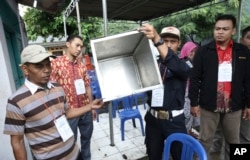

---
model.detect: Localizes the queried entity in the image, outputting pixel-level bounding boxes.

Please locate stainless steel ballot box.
[90,31,163,102]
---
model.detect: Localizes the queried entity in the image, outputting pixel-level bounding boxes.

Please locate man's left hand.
[242,108,250,120]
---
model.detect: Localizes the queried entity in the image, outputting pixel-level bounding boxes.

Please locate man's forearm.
[66,104,92,119]
[11,136,27,160]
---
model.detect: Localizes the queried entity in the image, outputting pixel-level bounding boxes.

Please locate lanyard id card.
[218,63,232,82]
[74,79,86,95]
[151,86,164,107]
[54,115,74,142]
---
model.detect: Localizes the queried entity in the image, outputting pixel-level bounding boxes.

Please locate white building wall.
[0,1,31,159]
[0,16,17,160]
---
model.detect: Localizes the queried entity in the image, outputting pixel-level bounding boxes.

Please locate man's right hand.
[191,106,200,117]
[138,23,168,59]
[138,23,160,43]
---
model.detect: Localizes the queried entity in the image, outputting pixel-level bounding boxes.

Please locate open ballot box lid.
[90,31,163,102]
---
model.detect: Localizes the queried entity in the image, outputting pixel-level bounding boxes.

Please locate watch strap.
[154,38,164,47]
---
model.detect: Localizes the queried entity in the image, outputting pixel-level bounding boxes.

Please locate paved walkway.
[86,104,148,160]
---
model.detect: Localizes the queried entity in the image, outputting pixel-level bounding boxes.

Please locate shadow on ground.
[137,156,149,160]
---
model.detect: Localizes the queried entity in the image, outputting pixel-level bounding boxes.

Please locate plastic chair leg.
[132,119,136,128]
[121,119,125,141]
[112,105,117,118]
[97,114,99,122]
[96,110,99,122]
[139,117,145,136]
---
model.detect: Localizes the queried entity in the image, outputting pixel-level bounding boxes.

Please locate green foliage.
[23,0,249,49]
[228,0,239,8]
[239,0,250,30]
[23,8,138,52]
[23,8,63,42]
[23,8,102,44]
[107,20,139,36]
[151,0,247,45]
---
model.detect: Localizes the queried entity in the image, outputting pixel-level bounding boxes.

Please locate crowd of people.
[3,14,250,160]
[139,14,250,160]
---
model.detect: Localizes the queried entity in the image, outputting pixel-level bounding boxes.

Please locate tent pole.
[102,0,115,146]
[237,0,243,43]
[63,0,79,38]
[102,0,108,37]
[76,0,82,36]
[63,15,67,38]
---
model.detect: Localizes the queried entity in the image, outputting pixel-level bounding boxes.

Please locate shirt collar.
[216,39,233,50]
[25,78,54,95]
[63,54,80,64]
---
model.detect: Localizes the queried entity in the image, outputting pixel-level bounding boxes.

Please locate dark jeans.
[68,111,93,160]
[144,111,187,160]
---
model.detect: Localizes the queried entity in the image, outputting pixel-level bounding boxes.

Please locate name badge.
[54,115,74,142]
[186,60,193,68]
[218,63,232,82]
[151,86,164,107]
[74,79,86,95]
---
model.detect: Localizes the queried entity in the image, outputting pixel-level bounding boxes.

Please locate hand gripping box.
[90,31,163,102]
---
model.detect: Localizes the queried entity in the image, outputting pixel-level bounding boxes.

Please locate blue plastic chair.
[88,70,102,122]
[112,96,145,141]
[91,82,102,122]
[163,133,207,160]
[132,92,147,110]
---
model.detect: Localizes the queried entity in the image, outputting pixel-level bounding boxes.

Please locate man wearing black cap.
[139,24,190,160]
[3,45,104,160]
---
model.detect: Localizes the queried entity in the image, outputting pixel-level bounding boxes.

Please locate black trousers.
[144,111,187,160]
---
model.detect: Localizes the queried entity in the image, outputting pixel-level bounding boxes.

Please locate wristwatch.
[154,38,164,47]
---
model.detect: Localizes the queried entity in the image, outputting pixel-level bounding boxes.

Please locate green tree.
[23,0,249,48]
[106,20,139,35]
[22,8,138,52]
[23,8,103,43]
[151,0,249,45]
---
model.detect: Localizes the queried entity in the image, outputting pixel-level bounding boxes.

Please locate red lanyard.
[38,93,62,121]
[25,85,63,121]
[158,63,168,82]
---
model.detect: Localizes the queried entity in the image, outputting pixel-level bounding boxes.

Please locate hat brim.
[19,53,56,66]
[160,33,180,39]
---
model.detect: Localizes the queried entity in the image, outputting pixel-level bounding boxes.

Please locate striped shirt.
[4,79,79,160]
